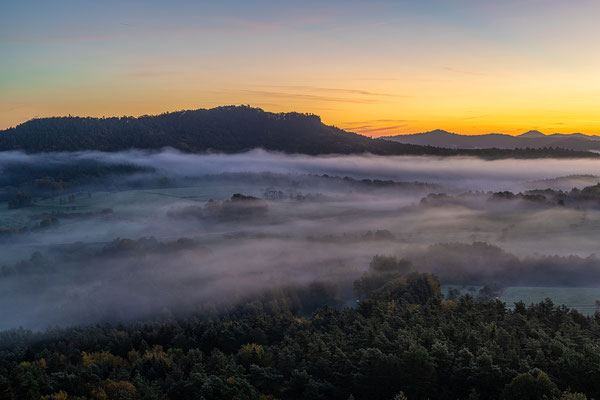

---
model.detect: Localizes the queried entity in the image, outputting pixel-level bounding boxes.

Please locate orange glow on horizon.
[4,67,600,137]
[4,1,600,137]
[3,100,600,138]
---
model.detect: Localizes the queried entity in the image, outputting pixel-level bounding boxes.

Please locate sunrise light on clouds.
[2,0,600,136]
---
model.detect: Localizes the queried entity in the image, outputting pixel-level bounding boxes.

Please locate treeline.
[1,106,598,158]
[420,182,600,210]
[408,242,600,287]
[0,256,598,399]
[0,160,148,203]
[168,194,268,221]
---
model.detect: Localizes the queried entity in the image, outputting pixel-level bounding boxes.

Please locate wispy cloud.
[340,122,409,136]
[0,13,332,44]
[341,119,411,124]
[458,115,488,120]
[256,85,401,97]
[333,77,403,82]
[238,90,387,104]
[3,102,29,112]
[194,15,330,32]
[124,70,179,79]
[442,66,487,76]
[354,125,408,134]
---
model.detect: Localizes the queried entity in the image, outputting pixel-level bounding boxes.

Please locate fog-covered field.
[2,149,600,329]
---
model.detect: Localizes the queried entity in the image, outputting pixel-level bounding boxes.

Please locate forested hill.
[383,129,600,152]
[1,106,598,158]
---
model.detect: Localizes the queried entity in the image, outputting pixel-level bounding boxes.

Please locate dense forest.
[0,256,598,400]
[1,106,598,158]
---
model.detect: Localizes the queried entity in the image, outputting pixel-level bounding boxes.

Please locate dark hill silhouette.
[383,128,600,152]
[0,106,598,158]
[518,130,546,138]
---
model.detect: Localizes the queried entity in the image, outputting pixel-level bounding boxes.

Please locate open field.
[442,285,600,316]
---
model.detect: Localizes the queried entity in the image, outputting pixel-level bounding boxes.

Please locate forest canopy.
[0,257,598,400]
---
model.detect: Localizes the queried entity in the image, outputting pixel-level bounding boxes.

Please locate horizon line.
[2,105,599,139]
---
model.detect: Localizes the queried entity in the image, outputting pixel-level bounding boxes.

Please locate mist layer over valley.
[6,0,600,394]
[2,149,600,329]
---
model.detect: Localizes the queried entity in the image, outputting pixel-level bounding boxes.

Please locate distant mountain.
[0,106,597,158]
[382,129,600,151]
[518,130,546,138]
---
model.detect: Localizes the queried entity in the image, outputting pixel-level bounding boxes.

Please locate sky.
[2,0,600,136]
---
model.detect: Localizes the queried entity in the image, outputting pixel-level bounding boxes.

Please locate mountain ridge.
[382,128,600,151]
[518,130,546,138]
[1,105,598,159]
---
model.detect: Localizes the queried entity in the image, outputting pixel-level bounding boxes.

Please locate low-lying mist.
[2,148,600,329]
[4,148,600,191]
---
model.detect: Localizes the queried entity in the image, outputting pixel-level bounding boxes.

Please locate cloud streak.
[238,90,387,104]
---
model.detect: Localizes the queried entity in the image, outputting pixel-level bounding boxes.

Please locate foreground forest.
[1,106,598,159]
[0,257,598,400]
